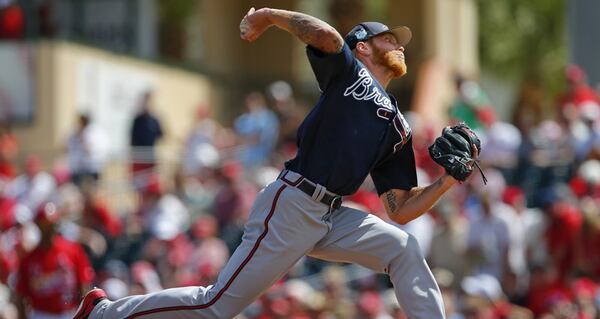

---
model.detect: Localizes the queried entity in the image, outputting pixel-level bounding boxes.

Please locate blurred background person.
[234,91,279,173]
[173,214,229,287]
[66,113,109,187]
[465,186,511,282]
[449,74,494,132]
[4,155,55,217]
[265,80,307,154]
[320,265,356,319]
[428,199,469,283]
[556,65,600,125]
[79,183,123,268]
[211,160,257,253]
[134,174,189,244]
[130,90,164,188]
[181,103,221,178]
[14,203,94,319]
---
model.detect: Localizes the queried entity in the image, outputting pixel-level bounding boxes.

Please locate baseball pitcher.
[75,7,483,319]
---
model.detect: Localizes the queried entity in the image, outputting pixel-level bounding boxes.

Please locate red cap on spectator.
[502,186,524,206]
[477,108,497,127]
[572,277,598,298]
[52,163,71,186]
[569,176,588,198]
[145,174,162,195]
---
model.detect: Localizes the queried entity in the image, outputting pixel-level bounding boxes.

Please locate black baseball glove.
[428,123,487,184]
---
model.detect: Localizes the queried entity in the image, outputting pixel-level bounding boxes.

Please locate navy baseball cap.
[344,22,412,50]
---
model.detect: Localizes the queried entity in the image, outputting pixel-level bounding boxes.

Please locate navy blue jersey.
[284,43,417,196]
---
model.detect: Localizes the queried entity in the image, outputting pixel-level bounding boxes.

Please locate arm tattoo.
[289,15,315,44]
[286,13,343,53]
[385,191,398,214]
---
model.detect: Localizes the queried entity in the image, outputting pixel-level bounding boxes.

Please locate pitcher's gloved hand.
[428,123,487,184]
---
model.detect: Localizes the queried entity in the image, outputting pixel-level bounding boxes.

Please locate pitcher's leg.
[92,183,329,319]
[309,207,445,319]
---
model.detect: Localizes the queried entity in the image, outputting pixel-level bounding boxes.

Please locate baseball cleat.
[73,288,108,319]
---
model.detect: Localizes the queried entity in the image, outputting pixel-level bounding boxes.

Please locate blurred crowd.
[1,66,600,319]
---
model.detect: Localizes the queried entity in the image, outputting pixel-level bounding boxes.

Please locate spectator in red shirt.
[556,65,600,124]
[15,202,95,319]
[81,186,123,239]
[0,183,16,232]
[544,195,583,282]
[0,122,18,179]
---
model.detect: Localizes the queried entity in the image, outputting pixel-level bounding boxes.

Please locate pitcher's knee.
[405,234,425,258]
[387,232,425,266]
[388,229,418,252]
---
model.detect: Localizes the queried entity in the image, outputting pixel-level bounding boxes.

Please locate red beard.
[374,47,407,78]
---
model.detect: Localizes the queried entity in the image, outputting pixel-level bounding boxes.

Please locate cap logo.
[355,27,367,40]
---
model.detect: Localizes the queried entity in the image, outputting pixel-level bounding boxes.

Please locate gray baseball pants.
[91,171,445,319]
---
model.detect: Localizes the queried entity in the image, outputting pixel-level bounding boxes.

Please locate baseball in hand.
[240,7,255,40]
